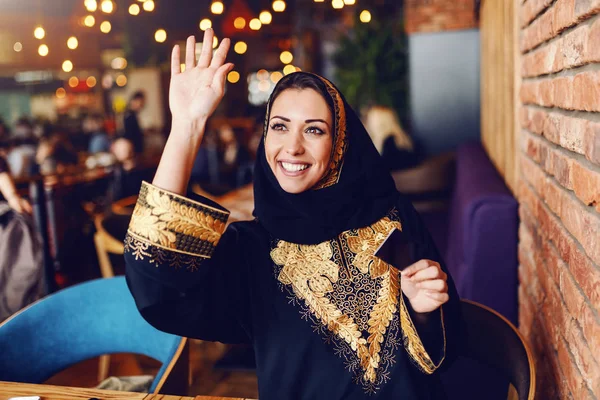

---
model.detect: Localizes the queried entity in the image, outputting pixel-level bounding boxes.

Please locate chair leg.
[98,354,111,383]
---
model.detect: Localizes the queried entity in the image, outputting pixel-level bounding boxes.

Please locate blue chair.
[0,277,187,394]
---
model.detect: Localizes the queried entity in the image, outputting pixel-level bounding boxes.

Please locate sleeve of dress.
[124,181,252,344]
[396,196,464,375]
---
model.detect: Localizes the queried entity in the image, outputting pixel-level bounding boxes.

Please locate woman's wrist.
[170,117,208,138]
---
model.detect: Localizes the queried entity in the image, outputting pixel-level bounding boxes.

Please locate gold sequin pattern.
[127,181,229,258]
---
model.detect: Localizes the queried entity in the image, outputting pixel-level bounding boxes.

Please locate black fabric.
[123,110,144,154]
[253,72,399,245]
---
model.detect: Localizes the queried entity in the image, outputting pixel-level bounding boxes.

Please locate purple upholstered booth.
[444,142,519,324]
[423,142,519,400]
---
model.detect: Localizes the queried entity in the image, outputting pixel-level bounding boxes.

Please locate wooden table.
[0,381,249,400]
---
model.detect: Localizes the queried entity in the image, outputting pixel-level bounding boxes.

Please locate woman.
[363,105,420,171]
[125,29,461,399]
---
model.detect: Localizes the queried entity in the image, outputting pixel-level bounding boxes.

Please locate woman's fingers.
[210,38,230,69]
[171,45,181,75]
[416,279,447,292]
[212,63,234,94]
[411,265,446,283]
[185,36,196,69]
[197,29,214,68]
[424,290,450,303]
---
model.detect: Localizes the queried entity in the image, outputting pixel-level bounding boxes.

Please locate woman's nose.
[284,132,304,155]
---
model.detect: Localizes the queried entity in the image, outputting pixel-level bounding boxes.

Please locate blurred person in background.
[35,130,79,175]
[363,105,420,171]
[111,137,136,171]
[87,114,112,154]
[0,119,10,142]
[123,91,146,154]
[6,118,38,178]
[0,156,31,214]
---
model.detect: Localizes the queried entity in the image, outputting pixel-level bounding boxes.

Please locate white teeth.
[281,162,309,172]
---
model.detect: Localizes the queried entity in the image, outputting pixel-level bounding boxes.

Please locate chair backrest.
[93,213,128,278]
[0,277,185,393]
[461,299,535,400]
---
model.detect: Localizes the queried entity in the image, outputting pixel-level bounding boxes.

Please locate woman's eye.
[270,123,286,131]
[306,126,325,135]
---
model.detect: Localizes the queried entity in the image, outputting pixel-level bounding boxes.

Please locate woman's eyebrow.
[305,119,330,127]
[270,115,290,122]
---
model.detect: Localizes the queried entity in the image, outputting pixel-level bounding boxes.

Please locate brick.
[588,18,600,62]
[520,81,539,104]
[585,122,600,165]
[557,335,590,399]
[575,0,600,20]
[551,148,574,189]
[553,77,574,109]
[573,71,600,112]
[544,113,561,143]
[523,0,555,27]
[560,189,600,265]
[580,305,600,358]
[539,79,555,106]
[562,24,589,67]
[564,317,600,394]
[555,0,577,34]
[525,134,542,162]
[559,116,588,154]
[572,161,600,210]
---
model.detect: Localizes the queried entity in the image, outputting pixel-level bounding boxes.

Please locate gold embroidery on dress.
[400,294,447,374]
[272,212,446,392]
[127,181,228,258]
[124,234,205,272]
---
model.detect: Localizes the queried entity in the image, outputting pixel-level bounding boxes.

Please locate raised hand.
[400,259,449,314]
[169,29,234,132]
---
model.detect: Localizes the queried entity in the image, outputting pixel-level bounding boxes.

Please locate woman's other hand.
[400,259,449,314]
[169,29,234,135]
[7,195,32,215]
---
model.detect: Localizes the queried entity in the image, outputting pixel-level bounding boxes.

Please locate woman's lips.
[278,161,311,177]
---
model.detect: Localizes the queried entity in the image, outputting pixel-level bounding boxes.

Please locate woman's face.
[265,88,333,194]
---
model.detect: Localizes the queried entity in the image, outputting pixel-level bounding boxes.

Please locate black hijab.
[253,72,399,245]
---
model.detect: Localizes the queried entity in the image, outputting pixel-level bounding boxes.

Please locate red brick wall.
[518,0,600,398]
[404,0,478,34]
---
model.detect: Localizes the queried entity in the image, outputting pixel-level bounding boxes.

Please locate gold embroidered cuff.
[400,295,446,374]
[127,181,229,258]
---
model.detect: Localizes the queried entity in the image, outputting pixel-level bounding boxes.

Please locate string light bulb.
[227,71,240,83]
[211,1,224,14]
[67,36,78,50]
[249,18,262,30]
[100,21,112,33]
[199,18,212,31]
[259,11,272,24]
[38,44,49,56]
[280,51,293,64]
[332,0,344,9]
[234,41,247,54]
[62,60,73,72]
[234,17,246,29]
[283,64,296,75]
[155,29,167,43]
[34,26,45,40]
[100,0,114,13]
[359,10,371,23]
[143,0,154,11]
[129,4,140,15]
[272,0,286,12]
[84,0,97,12]
[84,15,96,27]
[116,74,127,87]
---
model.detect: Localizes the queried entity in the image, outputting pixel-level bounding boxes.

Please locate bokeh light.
[199,18,212,31]
[38,44,49,57]
[34,27,45,40]
[234,41,247,54]
[84,15,96,27]
[116,74,127,87]
[68,76,79,88]
[55,88,66,98]
[129,4,140,15]
[86,76,97,88]
[62,60,73,72]
[280,51,293,64]
[359,10,371,23]
[100,21,112,33]
[227,71,240,83]
[211,1,224,14]
[272,0,286,12]
[259,11,272,24]
[67,36,78,50]
[234,17,246,29]
[249,18,262,31]
[100,0,114,13]
[143,0,154,11]
[283,64,296,75]
[155,29,167,43]
[13,42,23,52]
